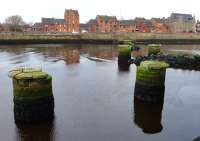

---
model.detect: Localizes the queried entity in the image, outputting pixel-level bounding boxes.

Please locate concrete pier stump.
[118,45,132,70]
[148,44,161,56]
[134,61,169,102]
[8,68,54,123]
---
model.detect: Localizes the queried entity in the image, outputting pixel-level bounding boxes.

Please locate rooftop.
[87,19,97,25]
[170,13,194,21]
[119,20,135,26]
[96,15,117,21]
[41,18,65,24]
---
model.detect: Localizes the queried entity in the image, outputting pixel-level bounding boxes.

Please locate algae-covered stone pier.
[8,68,54,122]
[117,43,132,70]
[134,61,169,102]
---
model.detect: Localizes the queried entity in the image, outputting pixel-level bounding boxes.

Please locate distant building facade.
[134,18,154,32]
[118,20,135,33]
[86,16,172,33]
[41,18,67,32]
[32,9,79,33]
[196,20,200,32]
[31,10,199,33]
[169,13,196,33]
[150,18,171,33]
[32,23,43,32]
[64,9,80,32]
[87,19,97,33]
[96,15,118,33]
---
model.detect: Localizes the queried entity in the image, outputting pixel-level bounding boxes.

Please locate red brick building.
[40,18,67,32]
[96,15,118,33]
[118,20,135,33]
[87,19,97,33]
[150,18,171,33]
[64,9,80,32]
[33,9,80,33]
[134,18,154,32]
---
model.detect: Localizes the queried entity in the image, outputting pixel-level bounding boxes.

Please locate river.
[0,44,200,141]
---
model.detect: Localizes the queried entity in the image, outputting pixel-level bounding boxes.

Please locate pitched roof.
[119,20,134,26]
[97,15,117,21]
[41,18,65,24]
[87,19,97,25]
[151,18,166,23]
[170,13,193,21]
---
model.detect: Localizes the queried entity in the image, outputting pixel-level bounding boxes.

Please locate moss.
[148,44,161,55]
[13,78,52,101]
[9,68,53,102]
[140,61,169,71]
[136,61,168,86]
[14,90,53,101]
[118,45,132,56]
[136,67,166,86]
[9,68,51,80]
[123,40,133,46]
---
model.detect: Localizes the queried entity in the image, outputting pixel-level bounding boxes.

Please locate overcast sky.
[0,0,199,23]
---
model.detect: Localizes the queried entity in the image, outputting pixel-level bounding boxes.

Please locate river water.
[0,44,200,141]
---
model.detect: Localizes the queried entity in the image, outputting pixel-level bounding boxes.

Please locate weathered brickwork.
[34,9,80,33]
[64,9,80,32]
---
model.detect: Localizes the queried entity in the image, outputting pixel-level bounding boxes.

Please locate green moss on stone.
[140,61,169,71]
[148,44,161,55]
[9,68,53,101]
[118,45,131,56]
[123,40,133,46]
[9,68,51,80]
[136,61,169,86]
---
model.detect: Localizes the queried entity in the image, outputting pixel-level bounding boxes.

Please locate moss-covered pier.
[134,61,169,102]
[117,44,132,70]
[9,68,54,123]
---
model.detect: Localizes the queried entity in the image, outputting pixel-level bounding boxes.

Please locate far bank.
[1,33,200,45]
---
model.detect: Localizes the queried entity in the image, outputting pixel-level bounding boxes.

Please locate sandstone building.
[169,13,196,33]
[196,20,200,32]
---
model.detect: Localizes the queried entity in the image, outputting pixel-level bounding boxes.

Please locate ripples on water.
[0,44,200,141]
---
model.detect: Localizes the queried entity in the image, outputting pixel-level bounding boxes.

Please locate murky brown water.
[1,44,200,141]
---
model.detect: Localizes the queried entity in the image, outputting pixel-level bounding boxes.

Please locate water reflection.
[0,45,117,64]
[64,49,80,64]
[134,97,164,134]
[118,64,130,71]
[15,120,55,141]
[2,44,200,141]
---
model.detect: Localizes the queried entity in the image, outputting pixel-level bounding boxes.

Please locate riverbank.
[1,33,200,45]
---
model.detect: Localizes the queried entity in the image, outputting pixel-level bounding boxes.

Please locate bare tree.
[5,15,25,32]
